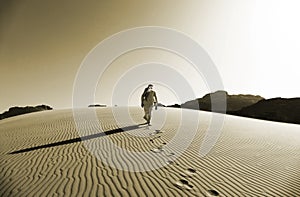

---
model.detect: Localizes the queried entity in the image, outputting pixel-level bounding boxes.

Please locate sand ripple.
[1,107,300,196]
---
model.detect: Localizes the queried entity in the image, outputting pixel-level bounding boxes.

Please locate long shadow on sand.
[9,124,146,154]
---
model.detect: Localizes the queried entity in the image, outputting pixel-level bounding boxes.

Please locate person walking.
[141,84,158,125]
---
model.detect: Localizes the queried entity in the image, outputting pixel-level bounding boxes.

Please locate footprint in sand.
[151,146,164,153]
[166,159,180,166]
[186,168,196,174]
[166,160,174,165]
[174,179,193,190]
[206,189,219,196]
[155,129,164,133]
[183,168,197,177]
[151,148,163,153]
[149,136,161,143]
[167,152,175,156]
[150,130,164,136]
[179,168,197,180]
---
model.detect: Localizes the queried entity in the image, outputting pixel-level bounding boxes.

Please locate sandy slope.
[0,107,300,197]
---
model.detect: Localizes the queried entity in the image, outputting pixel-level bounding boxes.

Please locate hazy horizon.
[1,0,299,112]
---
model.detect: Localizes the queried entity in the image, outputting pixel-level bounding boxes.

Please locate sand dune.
[0,107,300,196]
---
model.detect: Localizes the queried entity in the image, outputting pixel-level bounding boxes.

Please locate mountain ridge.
[168,91,300,124]
[0,105,53,120]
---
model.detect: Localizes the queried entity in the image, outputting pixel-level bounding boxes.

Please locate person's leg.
[143,107,148,121]
[144,102,150,123]
[148,105,153,124]
[142,100,147,120]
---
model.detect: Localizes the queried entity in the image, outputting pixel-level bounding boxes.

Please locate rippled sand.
[0,107,300,196]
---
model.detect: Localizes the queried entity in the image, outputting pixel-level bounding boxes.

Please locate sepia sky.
[1,0,300,112]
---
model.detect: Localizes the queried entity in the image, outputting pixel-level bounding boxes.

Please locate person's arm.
[154,92,158,104]
[154,92,158,109]
[141,93,145,107]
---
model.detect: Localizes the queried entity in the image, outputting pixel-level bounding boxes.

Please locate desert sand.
[0,107,300,196]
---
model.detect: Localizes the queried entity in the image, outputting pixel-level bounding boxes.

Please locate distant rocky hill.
[157,103,166,107]
[181,91,264,112]
[88,104,107,107]
[0,105,53,120]
[167,91,300,124]
[228,98,300,124]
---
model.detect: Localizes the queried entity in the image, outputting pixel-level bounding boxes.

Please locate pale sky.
[1,0,300,112]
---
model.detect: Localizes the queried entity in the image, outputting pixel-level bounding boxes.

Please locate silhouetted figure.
[141,84,158,125]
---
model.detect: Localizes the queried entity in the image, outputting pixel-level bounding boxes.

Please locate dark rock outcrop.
[0,105,53,120]
[181,91,264,112]
[157,103,166,107]
[167,91,300,124]
[229,98,300,124]
[88,104,107,107]
[167,104,181,108]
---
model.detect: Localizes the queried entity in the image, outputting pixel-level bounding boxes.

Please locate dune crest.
[1,107,300,196]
